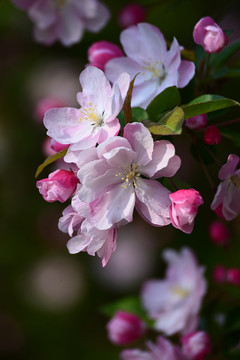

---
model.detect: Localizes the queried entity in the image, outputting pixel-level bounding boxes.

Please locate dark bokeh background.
[1,0,240,358]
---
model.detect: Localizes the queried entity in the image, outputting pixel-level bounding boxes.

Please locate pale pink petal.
[29,0,56,30]
[67,234,92,254]
[97,118,121,143]
[193,17,216,44]
[131,79,160,109]
[178,61,195,88]
[97,136,132,159]
[97,228,117,267]
[218,154,240,180]
[135,179,171,226]
[58,8,84,46]
[84,2,110,32]
[121,349,152,360]
[164,37,181,70]
[103,147,136,169]
[34,23,59,45]
[105,57,142,84]
[12,0,35,10]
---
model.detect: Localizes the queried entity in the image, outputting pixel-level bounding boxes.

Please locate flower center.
[231,175,240,188]
[171,286,189,299]
[142,60,166,81]
[79,103,104,127]
[116,163,141,189]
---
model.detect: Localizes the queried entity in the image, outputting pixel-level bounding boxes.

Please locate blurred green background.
[1,0,240,358]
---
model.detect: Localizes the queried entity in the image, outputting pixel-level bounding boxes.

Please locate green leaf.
[101,296,145,318]
[182,94,240,119]
[210,40,240,69]
[146,106,185,135]
[146,86,181,121]
[222,68,240,78]
[118,109,125,128]
[35,148,68,178]
[132,107,149,122]
[220,128,240,146]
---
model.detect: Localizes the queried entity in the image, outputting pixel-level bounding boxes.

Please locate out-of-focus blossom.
[42,136,55,157]
[181,331,211,360]
[193,16,228,53]
[44,66,130,150]
[185,114,208,130]
[59,189,117,267]
[118,3,146,29]
[212,265,227,284]
[50,139,69,153]
[77,122,181,230]
[88,41,123,71]
[209,221,230,246]
[203,125,221,145]
[227,268,240,285]
[12,0,110,46]
[142,248,207,335]
[121,336,187,360]
[211,154,240,220]
[107,311,145,345]
[36,169,78,203]
[169,189,204,234]
[35,97,65,122]
[105,23,195,109]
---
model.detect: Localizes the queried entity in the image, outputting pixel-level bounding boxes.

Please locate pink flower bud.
[227,268,240,285]
[185,114,208,130]
[106,311,145,345]
[181,331,211,360]
[42,137,56,157]
[212,265,227,284]
[118,3,146,29]
[209,221,230,246]
[35,97,65,123]
[169,189,204,234]
[50,139,69,153]
[36,170,78,203]
[193,16,228,53]
[203,125,221,145]
[88,41,124,71]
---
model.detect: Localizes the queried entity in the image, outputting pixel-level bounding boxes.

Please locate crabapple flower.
[118,3,146,29]
[211,154,240,220]
[193,17,228,53]
[77,122,181,230]
[88,41,124,71]
[12,0,110,46]
[44,66,130,150]
[209,221,229,246]
[203,125,221,145]
[36,169,78,203]
[169,189,204,234]
[121,336,187,360]
[105,23,195,109]
[107,311,145,345]
[185,114,207,130]
[181,331,211,360]
[141,248,207,335]
[59,189,117,266]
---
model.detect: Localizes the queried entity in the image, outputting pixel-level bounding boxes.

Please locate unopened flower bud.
[203,125,221,145]
[118,3,146,29]
[185,114,208,130]
[35,97,65,123]
[36,169,78,203]
[181,331,211,360]
[193,16,228,53]
[107,311,145,345]
[88,41,124,71]
[209,221,230,246]
[169,189,204,234]
[227,268,240,286]
[212,265,227,284]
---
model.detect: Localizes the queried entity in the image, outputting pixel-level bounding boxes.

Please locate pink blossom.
[203,125,221,145]
[227,268,240,285]
[185,114,207,130]
[105,23,195,109]
[44,66,130,150]
[50,139,69,153]
[169,189,204,234]
[77,122,181,230]
[211,154,240,220]
[209,221,230,246]
[118,4,146,29]
[35,97,65,122]
[88,41,123,71]
[107,311,145,345]
[12,0,110,46]
[193,17,228,53]
[181,331,211,360]
[121,336,187,360]
[141,248,207,335]
[36,169,78,203]
[58,188,117,266]
[212,265,227,284]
